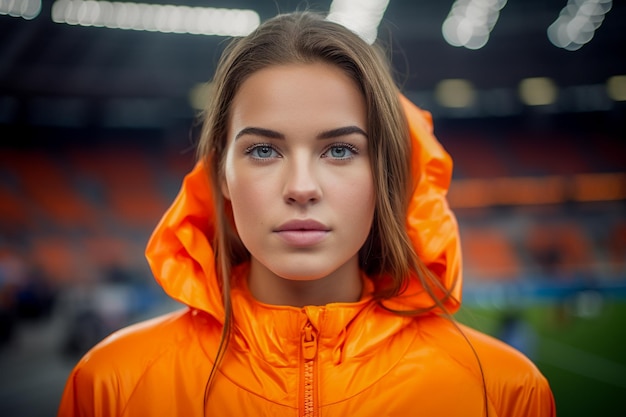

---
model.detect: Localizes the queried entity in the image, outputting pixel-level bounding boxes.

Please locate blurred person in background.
[0,247,56,346]
[58,11,555,417]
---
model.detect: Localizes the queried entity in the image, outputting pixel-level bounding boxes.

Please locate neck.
[247,258,363,307]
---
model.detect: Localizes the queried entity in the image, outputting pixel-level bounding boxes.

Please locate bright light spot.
[435,79,476,108]
[442,15,463,46]
[0,0,42,20]
[189,82,214,111]
[51,0,260,37]
[327,0,390,45]
[519,77,558,106]
[547,0,611,50]
[607,75,626,101]
[442,0,507,50]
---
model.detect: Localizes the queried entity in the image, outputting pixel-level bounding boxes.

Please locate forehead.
[229,63,367,135]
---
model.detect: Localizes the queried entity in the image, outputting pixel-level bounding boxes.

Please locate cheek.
[361,176,376,230]
[223,150,251,206]
[335,173,376,224]
[222,146,279,232]
[225,170,272,225]
[226,177,255,215]
[361,185,376,226]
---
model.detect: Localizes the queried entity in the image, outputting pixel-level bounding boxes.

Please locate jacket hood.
[145,95,462,321]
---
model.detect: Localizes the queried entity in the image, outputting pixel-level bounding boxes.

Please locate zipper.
[300,321,318,417]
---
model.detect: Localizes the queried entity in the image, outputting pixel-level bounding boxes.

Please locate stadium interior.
[1,1,625,416]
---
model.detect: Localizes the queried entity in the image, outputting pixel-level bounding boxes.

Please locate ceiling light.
[327,0,390,45]
[435,79,476,108]
[51,0,260,37]
[518,77,558,106]
[442,0,507,50]
[607,75,626,101]
[0,0,41,20]
[189,82,213,111]
[547,0,612,51]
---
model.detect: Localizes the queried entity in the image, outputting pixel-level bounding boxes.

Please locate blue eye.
[247,144,279,159]
[324,144,357,159]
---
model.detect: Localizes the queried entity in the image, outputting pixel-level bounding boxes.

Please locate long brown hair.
[198,11,419,300]
[197,10,473,407]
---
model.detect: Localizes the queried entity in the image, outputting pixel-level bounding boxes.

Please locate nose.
[283,156,322,205]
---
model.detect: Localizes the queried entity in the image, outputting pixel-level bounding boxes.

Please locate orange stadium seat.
[525,222,595,279]
[30,236,81,285]
[82,234,144,271]
[607,221,626,274]
[68,146,168,229]
[0,150,99,231]
[0,184,31,230]
[460,227,521,281]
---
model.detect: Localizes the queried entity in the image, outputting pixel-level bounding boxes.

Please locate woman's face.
[222,62,375,282]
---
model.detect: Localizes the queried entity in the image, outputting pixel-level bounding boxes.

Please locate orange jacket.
[58,96,555,417]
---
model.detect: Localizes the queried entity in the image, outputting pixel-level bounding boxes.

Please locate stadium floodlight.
[0,0,42,20]
[442,0,507,50]
[607,75,626,101]
[518,77,558,106]
[51,0,260,37]
[327,0,390,45]
[547,0,612,51]
[435,79,476,108]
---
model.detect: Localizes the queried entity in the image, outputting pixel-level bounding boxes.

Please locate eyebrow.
[317,126,368,140]
[235,127,284,141]
[235,125,367,141]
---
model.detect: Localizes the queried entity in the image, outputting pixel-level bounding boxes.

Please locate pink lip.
[275,219,330,232]
[274,219,330,246]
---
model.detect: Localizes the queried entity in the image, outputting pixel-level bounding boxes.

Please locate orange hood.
[145,95,462,320]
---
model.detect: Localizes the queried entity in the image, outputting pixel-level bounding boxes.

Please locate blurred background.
[1,0,624,416]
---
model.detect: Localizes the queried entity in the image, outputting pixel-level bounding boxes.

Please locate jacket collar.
[145,95,462,324]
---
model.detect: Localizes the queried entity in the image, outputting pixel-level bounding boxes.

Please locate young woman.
[58,12,555,417]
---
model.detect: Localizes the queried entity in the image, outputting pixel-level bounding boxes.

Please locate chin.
[267,257,358,283]
[271,267,333,282]
[251,252,360,283]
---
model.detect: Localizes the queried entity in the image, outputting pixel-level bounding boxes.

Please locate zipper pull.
[302,323,318,361]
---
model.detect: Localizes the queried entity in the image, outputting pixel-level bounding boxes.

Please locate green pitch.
[455,296,626,417]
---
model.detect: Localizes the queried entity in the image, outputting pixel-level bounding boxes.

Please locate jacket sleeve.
[495,371,556,417]
[446,323,556,417]
[474,330,557,417]
[57,359,121,417]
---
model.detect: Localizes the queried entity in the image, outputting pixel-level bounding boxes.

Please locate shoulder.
[58,308,213,416]
[456,322,542,376]
[68,307,216,392]
[415,315,542,377]
[415,315,556,416]
[75,307,209,372]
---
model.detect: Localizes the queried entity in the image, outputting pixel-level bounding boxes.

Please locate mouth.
[274,219,330,246]
[274,219,330,232]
